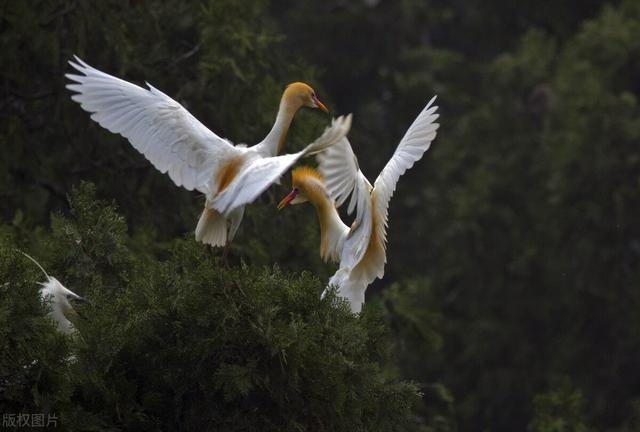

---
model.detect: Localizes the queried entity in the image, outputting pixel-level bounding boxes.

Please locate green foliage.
[528,380,590,432]
[374,280,455,432]
[47,182,132,290]
[401,1,640,427]
[0,237,74,416]
[0,185,419,431]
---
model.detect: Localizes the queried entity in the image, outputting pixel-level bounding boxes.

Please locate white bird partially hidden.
[18,251,87,335]
[278,97,439,313]
[66,56,350,249]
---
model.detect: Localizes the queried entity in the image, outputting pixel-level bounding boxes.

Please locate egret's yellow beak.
[312,95,329,113]
[278,189,298,210]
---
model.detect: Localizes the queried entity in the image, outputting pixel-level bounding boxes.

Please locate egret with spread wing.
[278,97,439,313]
[66,56,349,248]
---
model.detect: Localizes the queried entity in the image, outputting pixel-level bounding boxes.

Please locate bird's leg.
[222,241,230,267]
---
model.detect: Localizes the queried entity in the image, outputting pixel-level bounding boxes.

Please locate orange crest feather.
[292,166,324,187]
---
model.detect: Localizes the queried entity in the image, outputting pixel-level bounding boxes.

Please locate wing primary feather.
[66,56,238,194]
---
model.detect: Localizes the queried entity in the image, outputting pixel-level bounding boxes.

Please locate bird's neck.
[263,99,299,156]
[308,189,347,262]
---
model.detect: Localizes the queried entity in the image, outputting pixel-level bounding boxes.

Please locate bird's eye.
[311,92,316,99]
[66,294,73,300]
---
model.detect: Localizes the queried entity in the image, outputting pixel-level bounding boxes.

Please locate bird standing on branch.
[66,57,349,251]
[278,97,439,313]
[17,250,88,335]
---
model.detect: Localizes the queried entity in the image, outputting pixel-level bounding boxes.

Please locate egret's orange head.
[277,166,325,209]
[283,82,328,113]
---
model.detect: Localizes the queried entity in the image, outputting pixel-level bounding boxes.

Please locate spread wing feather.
[317,137,372,221]
[318,97,439,286]
[66,56,237,194]
[369,96,439,276]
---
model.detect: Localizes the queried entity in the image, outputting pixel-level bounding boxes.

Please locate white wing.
[339,209,374,269]
[212,115,352,215]
[212,152,300,216]
[368,96,439,277]
[66,56,238,193]
[316,137,372,221]
[316,133,374,278]
[320,97,439,286]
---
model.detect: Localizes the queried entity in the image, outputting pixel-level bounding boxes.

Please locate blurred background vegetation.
[2,0,640,430]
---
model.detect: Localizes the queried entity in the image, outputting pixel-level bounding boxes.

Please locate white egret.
[278,97,439,312]
[65,56,349,249]
[18,251,87,335]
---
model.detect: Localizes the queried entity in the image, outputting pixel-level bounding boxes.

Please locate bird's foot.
[222,241,230,268]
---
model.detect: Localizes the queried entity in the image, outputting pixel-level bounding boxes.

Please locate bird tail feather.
[195,207,227,247]
[322,268,366,314]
